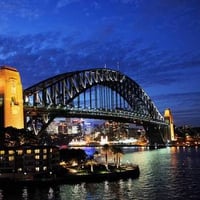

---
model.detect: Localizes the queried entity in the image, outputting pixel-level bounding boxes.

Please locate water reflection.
[0,189,3,200]
[48,187,54,199]
[0,147,200,199]
[59,183,87,200]
[22,187,28,200]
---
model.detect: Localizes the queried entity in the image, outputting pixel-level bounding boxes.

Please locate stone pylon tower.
[164,108,175,141]
[0,66,24,129]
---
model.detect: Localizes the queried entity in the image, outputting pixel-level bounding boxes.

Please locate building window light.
[17,150,23,155]
[43,155,47,159]
[35,167,40,172]
[34,149,40,154]
[0,150,5,155]
[18,168,22,172]
[43,149,47,153]
[26,149,32,154]
[8,150,15,155]
[35,155,40,160]
[43,166,47,171]
[9,156,14,161]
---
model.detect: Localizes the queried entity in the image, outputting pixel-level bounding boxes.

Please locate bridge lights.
[120,75,125,83]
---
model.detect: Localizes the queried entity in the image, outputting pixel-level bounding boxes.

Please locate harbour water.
[1,146,200,200]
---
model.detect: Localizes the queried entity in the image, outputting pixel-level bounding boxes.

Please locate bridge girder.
[23,68,166,135]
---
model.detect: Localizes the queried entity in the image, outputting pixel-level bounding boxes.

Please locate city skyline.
[0,0,199,126]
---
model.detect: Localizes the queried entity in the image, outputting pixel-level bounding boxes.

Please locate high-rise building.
[0,66,24,129]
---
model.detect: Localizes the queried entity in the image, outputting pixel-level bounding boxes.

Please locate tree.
[111,146,123,168]
[102,144,110,170]
[85,159,97,173]
[60,149,87,165]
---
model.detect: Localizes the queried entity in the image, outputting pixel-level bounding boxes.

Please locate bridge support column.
[0,66,24,129]
[143,123,167,148]
[164,108,175,142]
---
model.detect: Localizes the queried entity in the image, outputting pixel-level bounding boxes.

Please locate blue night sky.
[0,0,200,127]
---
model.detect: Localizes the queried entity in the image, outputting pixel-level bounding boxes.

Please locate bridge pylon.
[0,66,24,129]
[164,108,175,142]
[143,123,166,147]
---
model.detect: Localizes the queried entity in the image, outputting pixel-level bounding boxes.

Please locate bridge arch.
[24,68,164,124]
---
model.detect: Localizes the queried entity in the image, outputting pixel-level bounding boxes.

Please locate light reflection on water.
[0,147,200,199]
[0,189,3,200]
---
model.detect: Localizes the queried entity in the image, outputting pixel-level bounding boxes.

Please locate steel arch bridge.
[23,68,168,144]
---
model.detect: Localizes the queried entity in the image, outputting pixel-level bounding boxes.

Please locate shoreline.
[0,164,140,186]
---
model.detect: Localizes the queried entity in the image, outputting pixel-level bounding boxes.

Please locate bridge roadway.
[24,105,167,125]
[23,68,169,145]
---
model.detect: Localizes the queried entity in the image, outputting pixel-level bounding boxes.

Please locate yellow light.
[0,66,24,129]
[26,149,32,154]
[9,156,14,161]
[164,108,175,141]
[34,149,40,154]
[17,150,23,155]
[0,150,5,155]
[60,161,66,166]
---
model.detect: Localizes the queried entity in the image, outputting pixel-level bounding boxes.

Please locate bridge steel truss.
[23,68,167,143]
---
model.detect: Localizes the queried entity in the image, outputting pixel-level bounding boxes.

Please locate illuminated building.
[0,66,24,129]
[58,121,68,134]
[0,146,59,180]
[164,108,175,141]
[0,66,61,181]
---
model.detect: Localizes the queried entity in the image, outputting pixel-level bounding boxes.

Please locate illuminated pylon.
[164,108,175,141]
[0,66,24,129]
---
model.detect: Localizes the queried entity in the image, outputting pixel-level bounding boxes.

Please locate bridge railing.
[24,104,167,126]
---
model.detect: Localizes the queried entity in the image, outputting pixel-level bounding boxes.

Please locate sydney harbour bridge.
[23,68,171,146]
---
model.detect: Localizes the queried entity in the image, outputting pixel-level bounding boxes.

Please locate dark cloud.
[0,32,199,90]
[0,0,199,126]
[152,92,200,126]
